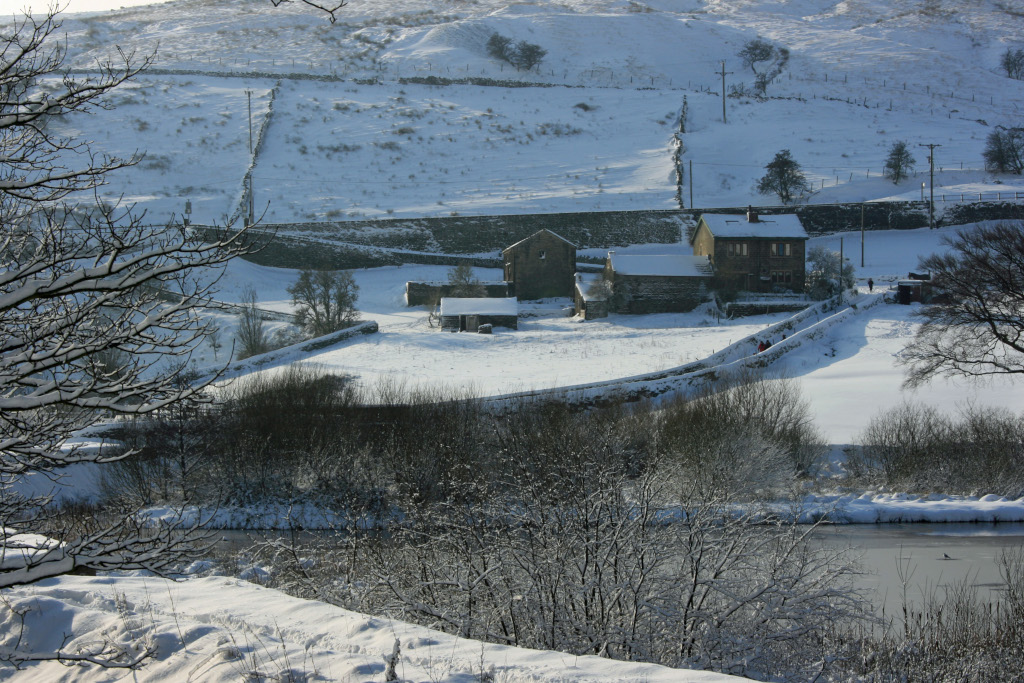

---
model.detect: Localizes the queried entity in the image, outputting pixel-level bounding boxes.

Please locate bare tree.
[883,140,916,184]
[738,38,789,95]
[1002,47,1024,80]
[511,41,547,71]
[288,269,359,338]
[983,127,1024,174]
[235,286,269,359]
[806,245,856,300]
[447,262,485,298]
[1,7,252,600]
[268,0,348,22]
[902,222,1024,387]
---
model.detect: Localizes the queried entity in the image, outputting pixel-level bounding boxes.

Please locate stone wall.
[725,301,809,317]
[612,275,711,314]
[406,281,512,307]
[197,199,1023,272]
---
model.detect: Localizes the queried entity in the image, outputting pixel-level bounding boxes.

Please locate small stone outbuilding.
[503,229,577,301]
[691,211,808,295]
[573,272,611,320]
[439,297,518,331]
[604,253,713,314]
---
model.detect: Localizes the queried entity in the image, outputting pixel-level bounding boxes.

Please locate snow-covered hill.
[48,0,1024,224]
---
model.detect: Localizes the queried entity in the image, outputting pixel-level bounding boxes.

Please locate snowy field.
[38,0,1024,224]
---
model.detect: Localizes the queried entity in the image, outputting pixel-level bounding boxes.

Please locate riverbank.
[141,490,1024,531]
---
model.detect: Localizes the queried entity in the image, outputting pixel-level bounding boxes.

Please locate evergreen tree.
[883,140,916,184]
[756,150,810,204]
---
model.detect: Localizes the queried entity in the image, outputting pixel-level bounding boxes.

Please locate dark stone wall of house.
[710,239,806,294]
[406,282,512,307]
[504,232,577,300]
[440,314,518,331]
[612,275,711,314]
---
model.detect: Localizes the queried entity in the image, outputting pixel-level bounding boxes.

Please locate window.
[727,242,748,257]
[771,271,793,284]
[770,242,791,257]
[538,250,546,260]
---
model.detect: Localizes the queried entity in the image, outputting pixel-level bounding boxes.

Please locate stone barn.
[691,210,808,295]
[502,229,577,301]
[604,253,713,314]
[439,297,519,331]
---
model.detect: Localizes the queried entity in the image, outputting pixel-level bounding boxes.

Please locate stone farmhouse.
[691,210,809,294]
[502,229,577,300]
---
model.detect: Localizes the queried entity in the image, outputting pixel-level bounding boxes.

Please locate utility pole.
[860,204,865,268]
[246,89,254,227]
[839,237,844,304]
[919,143,941,229]
[717,61,732,124]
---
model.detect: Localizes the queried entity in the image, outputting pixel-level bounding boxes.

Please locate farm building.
[604,252,713,314]
[691,210,808,294]
[439,297,519,331]
[573,272,611,320]
[503,229,577,300]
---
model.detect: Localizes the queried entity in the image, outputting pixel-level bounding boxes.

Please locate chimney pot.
[746,206,759,223]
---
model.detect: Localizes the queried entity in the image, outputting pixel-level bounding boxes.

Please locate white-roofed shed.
[439,297,519,331]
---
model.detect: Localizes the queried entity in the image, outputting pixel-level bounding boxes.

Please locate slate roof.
[697,213,808,239]
[608,253,714,277]
[502,229,577,253]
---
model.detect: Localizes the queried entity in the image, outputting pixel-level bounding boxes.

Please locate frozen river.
[817,522,1024,617]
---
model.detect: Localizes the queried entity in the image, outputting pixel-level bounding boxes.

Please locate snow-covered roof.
[608,253,713,277]
[440,297,519,316]
[574,272,608,302]
[503,229,577,253]
[698,213,808,239]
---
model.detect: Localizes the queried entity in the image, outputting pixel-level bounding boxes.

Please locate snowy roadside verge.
[194,320,379,384]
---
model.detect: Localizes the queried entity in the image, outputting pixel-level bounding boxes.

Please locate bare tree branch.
[901,222,1024,387]
[267,0,348,23]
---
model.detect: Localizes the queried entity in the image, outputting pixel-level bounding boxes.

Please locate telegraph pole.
[860,204,865,268]
[919,143,941,229]
[717,61,732,124]
[839,237,844,304]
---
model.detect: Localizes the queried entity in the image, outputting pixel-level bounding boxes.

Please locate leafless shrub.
[853,402,1024,495]
[235,287,269,360]
[659,370,825,484]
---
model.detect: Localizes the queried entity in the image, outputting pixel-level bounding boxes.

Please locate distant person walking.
[868,278,874,292]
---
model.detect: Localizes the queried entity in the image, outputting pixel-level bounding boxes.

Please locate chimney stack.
[746,205,759,223]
